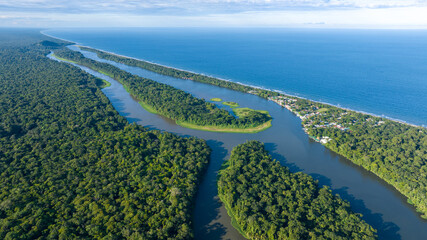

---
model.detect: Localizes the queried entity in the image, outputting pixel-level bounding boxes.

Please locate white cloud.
[1,1,427,27]
[1,0,427,13]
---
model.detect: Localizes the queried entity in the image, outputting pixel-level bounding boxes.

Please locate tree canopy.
[0,30,210,239]
[83,46,427,218]
[218,141,377,240]
[54,48,271,131]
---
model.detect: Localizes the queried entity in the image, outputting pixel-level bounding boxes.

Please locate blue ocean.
[45,28,427,126]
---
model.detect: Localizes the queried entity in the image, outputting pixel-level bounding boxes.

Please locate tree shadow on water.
[311,173,401,240]
[262,142,401,240]
[264,142,302,173]
[193,139,229,240]
[125,117,142,124]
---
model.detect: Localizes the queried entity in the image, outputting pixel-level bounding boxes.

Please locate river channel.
[49,46,427,240]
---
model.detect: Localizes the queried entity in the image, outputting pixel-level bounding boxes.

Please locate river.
[48,47,427,240]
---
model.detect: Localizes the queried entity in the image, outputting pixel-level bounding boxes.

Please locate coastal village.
[267,95,388,144]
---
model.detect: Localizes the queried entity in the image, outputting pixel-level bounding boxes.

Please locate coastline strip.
[52,50,272,134]
[73,45,427,218]
[40,31,423,127]
[77,44,423,128]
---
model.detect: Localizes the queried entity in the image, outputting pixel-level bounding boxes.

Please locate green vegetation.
[54,48,271,133]
[218,141,377,240]
[39,40,63,48]
[210,98,222,102]
[138,100,159,114]
[223,101,239,108]
[100,79,111,88]
[233,107,269,118]
[281,97,427,218]
[50,54,110,89]
[0,30,210,239]
[176,119,271,133]
[318,107,330,113]
[80,45,427,218]
[79,46,279,99]
[51,53,78,64]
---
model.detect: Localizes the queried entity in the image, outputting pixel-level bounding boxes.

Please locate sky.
[1,0,427,28]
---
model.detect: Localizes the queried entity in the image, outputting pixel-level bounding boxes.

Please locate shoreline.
[50,51,272,134]
[41,31,425,128]
[41,30,76,44]
[42,31,427,224]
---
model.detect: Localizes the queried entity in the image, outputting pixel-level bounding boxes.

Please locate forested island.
[80,46,427,219]
[53,48,272,133]
[218,141,377,239]
[1,28,425,239]
[0,30,210,239]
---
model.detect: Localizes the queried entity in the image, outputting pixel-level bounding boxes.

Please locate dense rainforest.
[82,46,427,218]
[53,48,271,131]
[218,141,377,240]
[0,30,210,239]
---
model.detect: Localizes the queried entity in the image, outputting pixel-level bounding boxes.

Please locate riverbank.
[75,45,426,128]
[43,29,425,128]
[52,53,110,88]
[0,32,212,240]
[218,141,377,239]
[51,53,77,64]
[74,45,425,131]
[52,51,272,134]
[74,45,427,219]
[177,120,272,134]
[47,41,427,239]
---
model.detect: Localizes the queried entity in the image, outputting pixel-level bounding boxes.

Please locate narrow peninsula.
[79,46,427,219]
[53,48,272,133]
